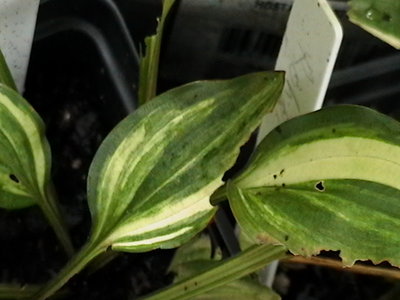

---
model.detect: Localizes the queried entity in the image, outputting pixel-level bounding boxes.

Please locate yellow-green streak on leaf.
[0,84,50,209]
[88,71,284,252]
[348,0,400,49]
[138,0,177,104]
[229,105,400,266]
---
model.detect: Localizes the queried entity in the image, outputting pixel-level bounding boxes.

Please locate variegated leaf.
[0,84,51,209]
[0,83,73,255]
[228,105,400,266]
[87,71,284,252]
[348,0,400,49]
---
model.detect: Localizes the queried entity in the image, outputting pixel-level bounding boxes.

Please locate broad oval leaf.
[87,71,284,252]
[0,84,51,209]
[348,0,400,49]
[229,105,400,266]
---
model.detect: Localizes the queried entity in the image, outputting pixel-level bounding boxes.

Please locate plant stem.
[141,244,288,300]
[0,284,39,299]
[138,0,177,105]
[33,241,105,300]
[40,184,74,256]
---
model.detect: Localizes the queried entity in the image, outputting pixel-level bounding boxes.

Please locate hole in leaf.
[9,174,20,183]
[315,181,325,192]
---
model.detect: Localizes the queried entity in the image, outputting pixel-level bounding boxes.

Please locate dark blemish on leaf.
[256,191,262,196]
[9,174,19,183]
[332,128,336,133]
[317,2,320,7]
[194,94,198,99]
[273,174,277,179]
[194,282,198,286]
[284,235,289,241]
[382,13,392,22]
[184,286,188,291]
[276,126,282,134]
[282,183,286,188]
[280,169,285,176]
[315,181,325,192]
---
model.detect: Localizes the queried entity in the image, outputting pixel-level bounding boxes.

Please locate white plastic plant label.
[257,0,343,142]
[0,0,40,92]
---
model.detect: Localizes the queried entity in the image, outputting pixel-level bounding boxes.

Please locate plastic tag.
[257,0,343,143]
[0,0,40,92]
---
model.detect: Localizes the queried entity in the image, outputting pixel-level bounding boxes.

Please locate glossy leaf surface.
[0,84,51,209]
[229,105,400,266]
[348,0,400,49]
[88,71,285,252]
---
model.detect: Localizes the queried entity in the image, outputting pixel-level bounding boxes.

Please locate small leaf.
[138,0,177,104]
[348,0,400,49]
[88,71,285,252]
[229,105,400,266]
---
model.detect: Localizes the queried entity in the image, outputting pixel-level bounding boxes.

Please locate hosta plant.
[2,0,400,299]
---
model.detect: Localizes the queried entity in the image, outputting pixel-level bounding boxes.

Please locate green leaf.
[0,84,51,209]
[169,236,280,300]
[138,0,177,105]
[228,105,400,266]
[0,84,73,255]
[88,71,285,253]
[142,244,287,300]
[0,49,17,91]
[348,0,400,49]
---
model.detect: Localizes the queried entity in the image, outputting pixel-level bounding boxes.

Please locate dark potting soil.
[0,31,174,299]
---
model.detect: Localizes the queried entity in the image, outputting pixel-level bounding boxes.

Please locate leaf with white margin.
[0,83,73,255]
[88,71,285,252]
[229,105,400,266]
[0,83,48,209]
